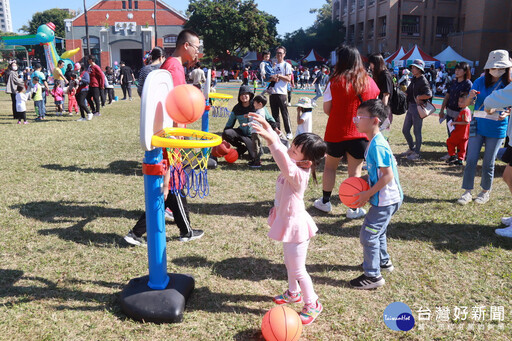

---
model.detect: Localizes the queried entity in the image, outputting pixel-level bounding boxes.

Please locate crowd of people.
[4,57,138,123]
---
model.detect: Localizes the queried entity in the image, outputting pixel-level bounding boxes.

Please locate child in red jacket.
[446,93,471,165]
[67,75,79,115]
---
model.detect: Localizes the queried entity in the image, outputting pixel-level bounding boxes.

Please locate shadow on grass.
[317,215,512,253]
[188,200,273,217]
[172,256,354,288]
[389,221,512,253]
[0,269,124,315]
[10,200,141,247]
[42,160,142,176]
[188,287,268,315]
[429,163,507,178]
[233,329,264,341]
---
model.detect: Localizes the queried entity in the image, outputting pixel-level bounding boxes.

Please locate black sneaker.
[452,159,463,166]
[248,160,262,168]
[446,155,457,164]
[179,229,204,242]
[359,260,395,273]
[124,231,146,246]
[350,274,385,290]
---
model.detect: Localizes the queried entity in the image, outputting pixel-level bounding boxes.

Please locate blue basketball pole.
[143,148,170,290]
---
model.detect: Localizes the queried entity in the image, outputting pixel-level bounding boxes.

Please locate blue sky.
[10,0,319,36]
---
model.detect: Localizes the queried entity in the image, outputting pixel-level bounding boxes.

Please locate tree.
[20,8,74,38]
[185,0,278,66]
[279,0,344,61]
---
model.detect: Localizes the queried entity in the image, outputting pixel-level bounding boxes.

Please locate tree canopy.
[185,0,278,66]
[20,8,74,38]
[279,0,344,61]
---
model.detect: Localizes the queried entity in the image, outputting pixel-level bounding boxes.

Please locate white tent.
[434,46,474,67]
[385,47,407,66]
[400,45,439,67]
[242,51,259,64]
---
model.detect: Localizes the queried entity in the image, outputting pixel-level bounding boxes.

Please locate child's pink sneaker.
[273,290,302,305]
[300,300,323,325]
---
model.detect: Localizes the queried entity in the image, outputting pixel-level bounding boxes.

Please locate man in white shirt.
[269,46,293,139]
[189,63,206,89]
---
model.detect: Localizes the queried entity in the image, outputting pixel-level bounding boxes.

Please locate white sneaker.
[501,217,512,225]
[457,191,472,205]
[87,113,93,121]
[474,191,490,204]
[399,149,414,157]
[76,117,87,122]
[440,154,451,161]
[407,152,420,160]
[286,133,293,140]
[165,208,174,222]
[347,207,366,219]
[495,226,512,238]
[314,198,332,213]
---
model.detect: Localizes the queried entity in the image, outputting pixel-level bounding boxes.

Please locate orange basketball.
[165,84,205,124]
[224,148,238,163]
[261,306,302,341]
[339,177,370,209]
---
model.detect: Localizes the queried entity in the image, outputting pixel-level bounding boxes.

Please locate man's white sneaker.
[457,191,472,205]
[314,198,332,213]
[407,152,420,160]
[501,217,512,225]
[286,133,293,140]
[474,191,490,204]
[495,226,512,238]
[347,207,366,219]
[86,113,93,121]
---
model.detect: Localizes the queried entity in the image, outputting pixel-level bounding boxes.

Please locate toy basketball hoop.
[208,93,232,118]
[152,127,222,198]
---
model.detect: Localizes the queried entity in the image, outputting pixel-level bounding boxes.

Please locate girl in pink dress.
[249,113,327,326]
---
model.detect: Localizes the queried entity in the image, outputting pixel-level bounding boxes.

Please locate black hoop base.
[120,273,195,323]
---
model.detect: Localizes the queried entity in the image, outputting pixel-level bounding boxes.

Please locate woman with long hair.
[368,53,394,134]
[458,50,512,205]
[438,62,473,160]
[314,45,380,219]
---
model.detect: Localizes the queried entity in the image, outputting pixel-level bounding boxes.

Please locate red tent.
[399,45,439,67]
[302,49,328,63]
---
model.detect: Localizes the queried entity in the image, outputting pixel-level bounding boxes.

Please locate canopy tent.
[434,46,474,68]
[385,47,407,66]
[242,51,260,64]
[399,45,439,67]
[286,59,299,66]
[302,49,328,63]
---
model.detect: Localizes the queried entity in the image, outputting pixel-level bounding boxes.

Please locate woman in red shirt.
[314,45,380,219]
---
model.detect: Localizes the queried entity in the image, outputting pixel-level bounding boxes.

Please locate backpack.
[390,83,408,115]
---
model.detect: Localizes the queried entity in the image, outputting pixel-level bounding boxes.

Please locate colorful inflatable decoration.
[0,22,80,73]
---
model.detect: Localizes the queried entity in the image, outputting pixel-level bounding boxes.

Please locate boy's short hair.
[459,92,468,99]
[253,95,267,107]
[262,51,270,56]
[32,75,39,81]
[16,85,24,92]
[358,99,390,127]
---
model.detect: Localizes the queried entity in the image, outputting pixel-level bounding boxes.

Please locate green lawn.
[0,88,511,340]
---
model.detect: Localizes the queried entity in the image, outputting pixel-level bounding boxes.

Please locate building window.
[368,19,374,39]
[357,22,364,41]
[436,17,455,37]
[164,36,177,44]
[368,0,375,5]
[402,15,420,36]
[358,0,365,10]
[82,36,100,45]
[350,0,355,13]
[122,1,126,9]
[348,25,355,44]
[128,0,133,9]
[379,16,386,37]
[134,1,138,9]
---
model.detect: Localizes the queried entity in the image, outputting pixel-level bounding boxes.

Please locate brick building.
[64,0,187,75]
[332,0,512,74]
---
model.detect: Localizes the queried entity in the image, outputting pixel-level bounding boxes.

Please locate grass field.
[0,86,511,341]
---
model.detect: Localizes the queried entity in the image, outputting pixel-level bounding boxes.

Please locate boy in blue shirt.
[350,99,403,290]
